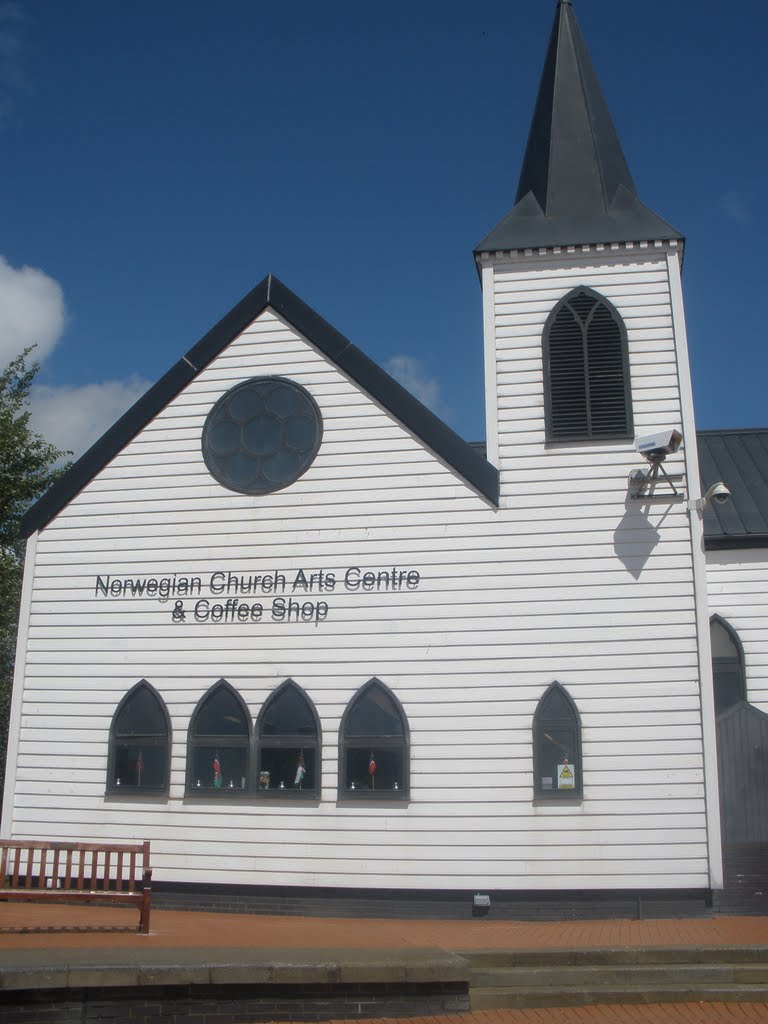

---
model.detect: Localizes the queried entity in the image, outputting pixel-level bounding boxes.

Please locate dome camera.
[705,482,731,506]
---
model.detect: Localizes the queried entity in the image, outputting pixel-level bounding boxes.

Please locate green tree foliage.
[0,349,69,806]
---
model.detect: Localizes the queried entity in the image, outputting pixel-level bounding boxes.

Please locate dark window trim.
[338,678,410,801]
[186,678,252,795]
[543,286,633,443]
[202,376,324,497]
[710,614,748,716]
[533,681,583,801]
[106,679,171,796]
[255,678,322,797]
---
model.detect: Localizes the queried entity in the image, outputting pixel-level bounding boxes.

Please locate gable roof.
[475,0,682,254]
[20,275,499,537]
[699,429,768,549]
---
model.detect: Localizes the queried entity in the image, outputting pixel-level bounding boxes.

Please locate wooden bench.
[0,840,152,933]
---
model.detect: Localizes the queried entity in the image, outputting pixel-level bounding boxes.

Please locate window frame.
[185,679,252,796]
[533,681,583,801]
[255,679,322,799]
[338,678,410,802]
[711,614,747,717]
[543,286,633,443]
[107,679,171,796]
[201,375,324,496]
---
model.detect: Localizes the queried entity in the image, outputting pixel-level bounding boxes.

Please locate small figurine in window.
[369,752,376,790]
[213,754,222,789]
[294,751,306,788]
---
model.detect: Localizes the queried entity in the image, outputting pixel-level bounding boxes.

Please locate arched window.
[187,680,250,793]
[544,287,632,442]
[107,680,170,794]
[533,682,582,799]
[711,616,747,716]
[339,679,409,800]
[256,680,320,796]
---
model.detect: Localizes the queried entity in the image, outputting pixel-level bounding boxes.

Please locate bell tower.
[476,0,685,473]
[475,0,722,891]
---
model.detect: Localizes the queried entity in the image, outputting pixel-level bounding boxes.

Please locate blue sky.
[1,0,765,456]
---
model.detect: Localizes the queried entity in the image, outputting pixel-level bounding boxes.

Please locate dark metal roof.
[475,0,682,254]
[699,430,768,549]
[20,276,498,537]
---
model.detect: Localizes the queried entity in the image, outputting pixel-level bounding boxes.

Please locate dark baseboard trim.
[152,881,714,920]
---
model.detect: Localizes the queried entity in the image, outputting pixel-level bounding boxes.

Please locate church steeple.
[475,1,682,254]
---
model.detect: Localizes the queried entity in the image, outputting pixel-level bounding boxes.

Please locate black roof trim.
[21,276,498,536]
[704,535,768,551]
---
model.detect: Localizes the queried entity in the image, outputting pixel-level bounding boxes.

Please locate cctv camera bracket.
[629,456,681,499]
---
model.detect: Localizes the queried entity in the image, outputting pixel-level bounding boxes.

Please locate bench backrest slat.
[0,840,149,894]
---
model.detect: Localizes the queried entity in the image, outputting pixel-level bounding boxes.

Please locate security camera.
[688,481,732,512]
[705,482,731,506]
[634,429,683,461]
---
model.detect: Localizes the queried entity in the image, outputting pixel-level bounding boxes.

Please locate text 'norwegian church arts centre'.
[93,566,422,625]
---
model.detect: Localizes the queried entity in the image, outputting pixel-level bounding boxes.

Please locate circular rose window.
[202,377,322,495]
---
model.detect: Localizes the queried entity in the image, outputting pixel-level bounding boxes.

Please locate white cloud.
[384,355,444,417]
[30,376,151,459]
[0,254,150,460]
[0,255,67,366]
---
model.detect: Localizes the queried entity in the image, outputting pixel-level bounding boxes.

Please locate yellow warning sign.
[557,762,576,790]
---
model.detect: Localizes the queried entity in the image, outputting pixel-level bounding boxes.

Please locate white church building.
[4,0,768,917]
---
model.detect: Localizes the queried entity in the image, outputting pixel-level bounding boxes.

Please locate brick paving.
[2,905,768,1022]
[2,903,768,951]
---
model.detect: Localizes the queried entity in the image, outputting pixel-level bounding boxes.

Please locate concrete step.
[470,983,768,1011]
[461,945,768,968]
[469,963,768,988]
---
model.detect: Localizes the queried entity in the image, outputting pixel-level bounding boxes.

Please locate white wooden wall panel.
[6,266,714,893]
[480,250,709,890]
[706,549,768,710]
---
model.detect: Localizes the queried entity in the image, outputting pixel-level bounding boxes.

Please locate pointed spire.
[475,2,681,254]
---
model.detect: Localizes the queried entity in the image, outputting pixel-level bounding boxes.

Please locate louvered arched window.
[711,616,747,716]
[339,679,409,799]
[544,288,632,442]
[186,680,251,793]
[107,680,171,794]
[256,680,320,796]
[533,682,582,799]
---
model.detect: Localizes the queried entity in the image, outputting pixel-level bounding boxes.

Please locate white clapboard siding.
[5,252,714,894]
[706,549,768,710]
[478,249,708,889]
